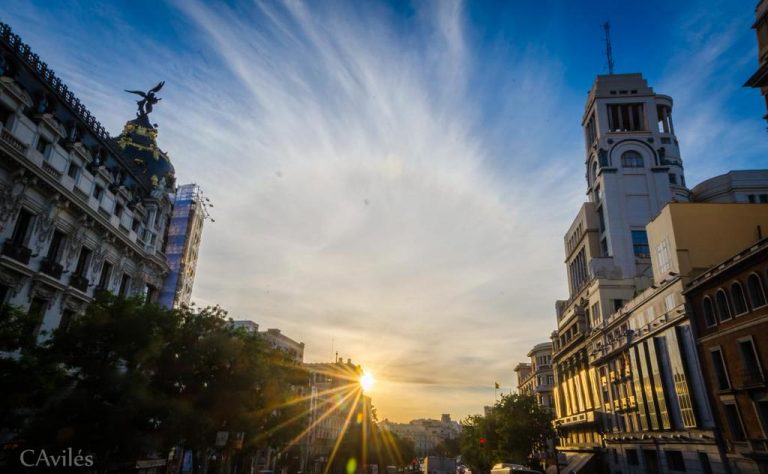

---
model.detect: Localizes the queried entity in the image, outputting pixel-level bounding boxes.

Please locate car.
[489,463,541,474]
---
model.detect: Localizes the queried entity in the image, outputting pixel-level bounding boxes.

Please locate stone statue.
[124,81,164,117]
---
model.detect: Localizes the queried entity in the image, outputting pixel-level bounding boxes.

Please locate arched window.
[621,150,644,168]
[747,273,767,308]
[716,289,732,322]
[731,282,748,315]
[702,296,717,327]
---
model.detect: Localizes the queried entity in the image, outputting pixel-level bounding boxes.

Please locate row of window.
[7,209,146,298]
[710,341,768,445]
[701,273,768,327]
[623,448,710,473]
[709,338,763,392]
[4,103,163,243]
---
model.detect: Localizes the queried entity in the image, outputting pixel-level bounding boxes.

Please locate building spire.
[603,21,615,75]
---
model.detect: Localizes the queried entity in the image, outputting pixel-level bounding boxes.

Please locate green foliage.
[459,394,554,473]
[0,293,307,471]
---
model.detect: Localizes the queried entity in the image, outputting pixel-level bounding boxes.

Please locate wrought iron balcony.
[69,274,89,293]
[2,240,32,264]
[39,258,63,279]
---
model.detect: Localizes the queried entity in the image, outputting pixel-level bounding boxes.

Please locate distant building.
[262,328,305,362]
[686,229,768,473]
[514,362,533,393]
[231,320,304,362]
[231,320,258,332]
[379,415,460,457]
[516,342,554,409]
[304,359,371,474]
[745,0,768,121]
[691,170,768,204]
[159,183,206,308]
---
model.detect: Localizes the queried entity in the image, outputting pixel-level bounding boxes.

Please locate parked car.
[490,463,541,474]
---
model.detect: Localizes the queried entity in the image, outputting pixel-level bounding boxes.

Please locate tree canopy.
[459,393,554,473]
[0,294,305,472]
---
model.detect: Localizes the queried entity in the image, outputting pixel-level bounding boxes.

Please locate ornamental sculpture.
[124,81,164,117]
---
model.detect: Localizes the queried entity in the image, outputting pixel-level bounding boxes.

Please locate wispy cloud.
[4,0,766,421]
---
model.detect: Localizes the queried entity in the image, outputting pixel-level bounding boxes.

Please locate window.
[698,453,713,474]
[93,186,104,201]
[36,136,51,155]
[132,218,141,233]
[0,106,13,128]
[11,209,34,246]
[723,402,746,441]
[665,450,685,472]
[710,348,730,390]
[45,230,66,262]
[755,400,768,438]
[747,273,767,308]
[600,237,609,257]
[74,247,92,277]
[731,282,748,315]
[656,238,671,274]
[115,203,124,219]
[715,290,732,322]
[119,273,131,297]
[621,150,644,168]
[591,302,601,327]
[631,230,650,258]
[702,297,717,327]
[98,261,113,290]
[28,297,48,338]
[613,299,624,312]
[739,338,763,384]
[626,449,639,466]
[668,173,677,185]
[607,103,645,132]
[67,162,80,179]
[59,309,75,332]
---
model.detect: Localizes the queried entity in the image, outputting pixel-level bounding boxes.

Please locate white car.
[489,463,541,474]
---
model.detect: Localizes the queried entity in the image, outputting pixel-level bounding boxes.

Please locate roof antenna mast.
[603,21,615,75]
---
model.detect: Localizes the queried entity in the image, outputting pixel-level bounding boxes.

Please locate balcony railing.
[39,258,63,279]
[2,240,32,264]
[69,274,89,293]
[0,128,27,154]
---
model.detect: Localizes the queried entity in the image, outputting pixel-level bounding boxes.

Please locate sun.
[359,372,375,392]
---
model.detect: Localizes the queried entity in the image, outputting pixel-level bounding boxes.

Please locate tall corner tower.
[581,73,689,279]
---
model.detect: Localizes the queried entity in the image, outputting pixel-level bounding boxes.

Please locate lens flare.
[359,372,375,392]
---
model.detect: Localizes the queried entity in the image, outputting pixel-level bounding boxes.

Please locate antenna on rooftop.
[603,21,615,75]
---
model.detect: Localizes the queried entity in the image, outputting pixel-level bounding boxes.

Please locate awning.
[553,453,594,474]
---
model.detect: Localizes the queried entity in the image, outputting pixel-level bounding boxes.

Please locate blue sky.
[4,0,767,422]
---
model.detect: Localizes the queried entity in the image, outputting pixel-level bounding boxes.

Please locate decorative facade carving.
[33,194,67,254]
[0,173,31,232]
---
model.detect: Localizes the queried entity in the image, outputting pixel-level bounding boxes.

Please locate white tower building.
[580,74,690,283]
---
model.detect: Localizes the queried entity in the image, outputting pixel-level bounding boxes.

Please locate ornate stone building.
[0,21,183,335]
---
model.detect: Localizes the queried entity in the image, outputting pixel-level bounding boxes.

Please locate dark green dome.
[116,114,175,188]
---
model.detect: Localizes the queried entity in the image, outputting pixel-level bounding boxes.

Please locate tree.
[1,293,306,472]
[460,394,553,473]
